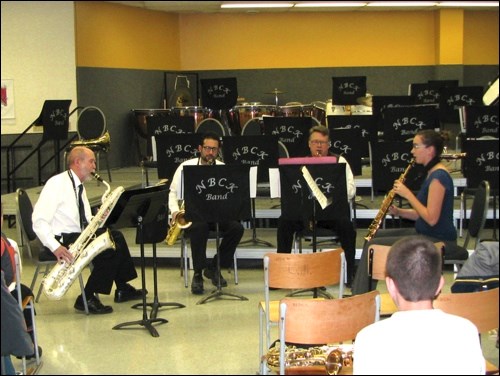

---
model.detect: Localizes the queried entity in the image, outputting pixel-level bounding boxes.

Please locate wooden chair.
[277,291,380,375]
[367,242,445,317]
[434,288,499,375]
[259,249,346,374]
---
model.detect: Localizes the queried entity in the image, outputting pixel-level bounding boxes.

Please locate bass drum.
[171,106,213,130]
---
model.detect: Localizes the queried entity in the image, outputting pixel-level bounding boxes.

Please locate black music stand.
[278,157,346,299]
[183,165,251,304]
[222,135,279,247]
[110,186,171,337]
[130,198,185,319]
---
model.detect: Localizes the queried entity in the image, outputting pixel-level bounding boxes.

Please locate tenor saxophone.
[364,159,414,241]
[43,172,125,300]
[165,201,192,245]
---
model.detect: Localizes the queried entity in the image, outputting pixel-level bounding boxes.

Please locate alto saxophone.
[165,201,192,245]
[364,159,415,241]
[43,172,125,300]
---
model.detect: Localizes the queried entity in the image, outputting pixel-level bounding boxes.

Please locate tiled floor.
[6,255,498,375]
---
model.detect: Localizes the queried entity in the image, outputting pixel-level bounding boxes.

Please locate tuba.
[43,172,124,300]
[364,159,414,241]
[70,131,111,151]
[165,201,192,245]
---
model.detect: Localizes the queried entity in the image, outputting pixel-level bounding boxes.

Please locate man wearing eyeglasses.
[168,132,244,295]
[276,125,357,287]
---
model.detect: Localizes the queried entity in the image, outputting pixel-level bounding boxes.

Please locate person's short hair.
[200,132,221,147]
[67,146,91,167]
[417,129,444,157]
[386,235,442,302]
[309,125,329,140]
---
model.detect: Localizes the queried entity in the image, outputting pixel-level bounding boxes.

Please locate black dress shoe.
[191,272,204,295]
[114,283,148,303]
[16,346,42,360]
[203,267,228,287]
[74,294,113,314]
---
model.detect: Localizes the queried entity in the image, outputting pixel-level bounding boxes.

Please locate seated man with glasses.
[168,132,244,295]
[276,125,357,286]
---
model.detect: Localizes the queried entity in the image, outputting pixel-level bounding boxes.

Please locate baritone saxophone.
[43,172,124,300]
[364,159,414,241]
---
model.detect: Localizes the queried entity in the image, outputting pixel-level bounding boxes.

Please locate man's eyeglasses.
[310,140,331,146]
[412,143,427,149]
[202,146,218,152]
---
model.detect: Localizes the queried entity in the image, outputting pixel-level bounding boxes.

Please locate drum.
[280,103,326,126]
[132,109,171,139]
[311,101,327,125]
[196,118,227,137]
[230,104,277,131]
[171,106,213,130]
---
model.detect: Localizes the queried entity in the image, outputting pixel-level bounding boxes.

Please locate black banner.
[332,76,367,105]
[183,165,251,222]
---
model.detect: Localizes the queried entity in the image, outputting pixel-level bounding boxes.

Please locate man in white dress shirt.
[32,146,145,314]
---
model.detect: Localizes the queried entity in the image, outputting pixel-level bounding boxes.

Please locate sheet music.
[301,166,330,210]
[269,168,280,198]
[250,166,257,199]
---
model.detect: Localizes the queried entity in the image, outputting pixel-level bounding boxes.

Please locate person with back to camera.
[353,235,485,375]
[351,129,464,295]
[276,125,357,286]
[169,132,244,295]
[32,146,146,314]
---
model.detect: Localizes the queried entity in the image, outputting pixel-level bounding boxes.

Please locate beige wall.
[1,1,77,134]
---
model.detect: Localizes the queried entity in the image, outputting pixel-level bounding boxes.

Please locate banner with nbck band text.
[183,165,251,223]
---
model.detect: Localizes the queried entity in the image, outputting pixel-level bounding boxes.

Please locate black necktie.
[78,184,88,230]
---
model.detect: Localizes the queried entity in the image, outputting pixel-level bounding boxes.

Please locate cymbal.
[356,95,373,107]
[265,89,285,95]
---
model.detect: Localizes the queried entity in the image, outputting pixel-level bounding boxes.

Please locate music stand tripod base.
[131,243,185,319]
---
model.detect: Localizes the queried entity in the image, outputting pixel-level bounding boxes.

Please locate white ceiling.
[107,1,499,14]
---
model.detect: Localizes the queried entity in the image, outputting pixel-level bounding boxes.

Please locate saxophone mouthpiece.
[91,172,103,182]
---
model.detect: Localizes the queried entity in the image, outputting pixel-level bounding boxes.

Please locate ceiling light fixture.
[366,2,437,7]
[221,3,294,9]
[294,2,367,7]
[437,1,499,6]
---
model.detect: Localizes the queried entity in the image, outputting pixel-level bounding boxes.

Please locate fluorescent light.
[437,1,499,6]
[221,3,294,9]
[295,2,367,7]
[367,2,437,6]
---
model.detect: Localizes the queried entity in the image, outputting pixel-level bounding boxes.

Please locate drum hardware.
[265,88,286,107]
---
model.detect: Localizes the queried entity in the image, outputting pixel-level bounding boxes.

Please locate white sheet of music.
[301,166,329,210]
[269,168,280,198]
[250,166,257,199]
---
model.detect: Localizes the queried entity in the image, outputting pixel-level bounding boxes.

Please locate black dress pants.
[186,221,244,271]
[60,229,137,295]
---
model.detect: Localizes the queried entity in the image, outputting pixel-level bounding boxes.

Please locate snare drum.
[231,104,277,131]
[171,106,213,130]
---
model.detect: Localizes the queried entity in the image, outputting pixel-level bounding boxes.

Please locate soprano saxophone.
[43,172,125,300]
[364,159,414,241]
